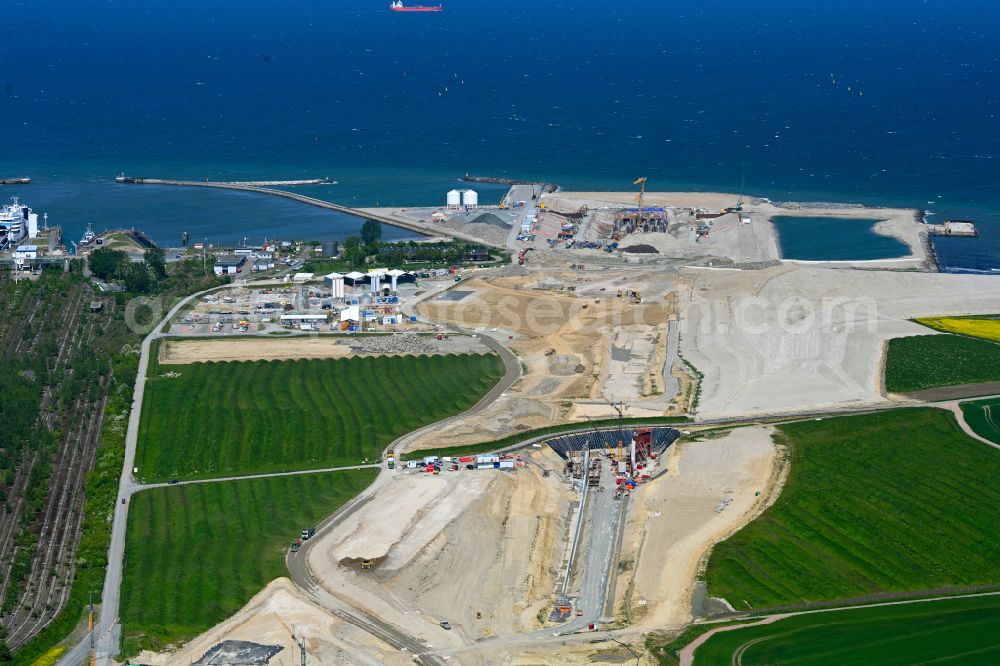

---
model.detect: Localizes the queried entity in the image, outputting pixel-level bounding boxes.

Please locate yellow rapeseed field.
[30,646,66,666]
[916,317,1000,343]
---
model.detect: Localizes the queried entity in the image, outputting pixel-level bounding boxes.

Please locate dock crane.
[633,177,647,226]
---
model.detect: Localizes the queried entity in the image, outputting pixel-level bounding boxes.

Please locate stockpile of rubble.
[349,333,438,355]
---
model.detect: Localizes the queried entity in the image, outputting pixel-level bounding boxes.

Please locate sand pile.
[621,427,780,629]
[134,578,409,666]
[321,473,492,570]
[467,212,509,228]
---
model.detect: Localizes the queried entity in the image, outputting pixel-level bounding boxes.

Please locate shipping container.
[423,456,439,465]
[476,463,494,470]
[499,461,515,469]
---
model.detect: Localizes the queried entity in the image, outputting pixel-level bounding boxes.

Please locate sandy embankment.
[307,453,572,645]
[134,578,411,666]
[680,264,1000,419]
[619,427,781,629]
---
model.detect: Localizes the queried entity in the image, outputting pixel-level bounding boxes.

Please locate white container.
[447,189,462,208]
[462,190,478,208]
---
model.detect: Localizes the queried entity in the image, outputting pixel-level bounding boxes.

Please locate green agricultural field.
[884,334,1000,393]
[120,469,376,655]
[705,409,1000,609]
[693,593,1000,665]
[138,353,505,480]
[960,397,1000,445]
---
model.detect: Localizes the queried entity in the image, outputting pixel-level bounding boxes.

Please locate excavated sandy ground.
[133,578,411,666]
[680,264,1000,419]
[158,334,490,364]
[307,452,572,647]
[159,337,354,363]
[618,427,781,629]
[411,273,681,448]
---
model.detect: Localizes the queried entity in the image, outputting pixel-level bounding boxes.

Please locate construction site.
[38,180,1000,666]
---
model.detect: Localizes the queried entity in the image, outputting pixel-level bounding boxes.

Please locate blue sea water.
[771,216,909,261]
[2,0,999,270]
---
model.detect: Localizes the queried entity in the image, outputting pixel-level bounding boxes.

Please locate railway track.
[6,393,108,649]
[0,282,115,649]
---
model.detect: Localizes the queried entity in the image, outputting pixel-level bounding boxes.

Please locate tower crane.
[633,177,647,226]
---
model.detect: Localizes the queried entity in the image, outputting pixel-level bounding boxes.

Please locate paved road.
[55,269,1000,664]
[562,459,624,632]
[282,313,521,664]
[58,284,232,666]
[139,463,382,490]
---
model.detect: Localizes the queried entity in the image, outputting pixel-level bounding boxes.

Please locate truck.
[290,539,302,553]
[301,527,316,540]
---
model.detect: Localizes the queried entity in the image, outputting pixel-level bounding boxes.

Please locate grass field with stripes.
[120,470,376,656]
[705,409,1000,609]
[692,593,1000,665]
[136,353,505,481]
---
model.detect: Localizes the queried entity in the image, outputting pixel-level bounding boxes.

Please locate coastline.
[547,191,934,271]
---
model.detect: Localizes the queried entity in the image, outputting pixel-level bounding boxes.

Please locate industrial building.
[213,254,247,275]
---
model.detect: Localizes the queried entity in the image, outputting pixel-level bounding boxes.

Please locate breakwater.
[116,176,334,186]
[113,177,506,248]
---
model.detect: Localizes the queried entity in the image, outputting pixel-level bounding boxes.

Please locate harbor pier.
[114,177,506,248]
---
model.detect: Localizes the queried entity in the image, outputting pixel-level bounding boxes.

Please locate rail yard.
[0,183,992,666]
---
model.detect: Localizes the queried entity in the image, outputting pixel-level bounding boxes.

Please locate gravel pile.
[350,333,438,355]
[622,243,659,254]
[549,354,585,376]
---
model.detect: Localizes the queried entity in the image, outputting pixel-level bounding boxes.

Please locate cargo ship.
[390,1,443,11]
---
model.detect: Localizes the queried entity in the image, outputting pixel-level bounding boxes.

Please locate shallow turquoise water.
[771,216,911,261]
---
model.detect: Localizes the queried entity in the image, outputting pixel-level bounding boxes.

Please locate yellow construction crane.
[633,177,647,225]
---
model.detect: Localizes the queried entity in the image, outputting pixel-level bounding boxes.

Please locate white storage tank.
[462,189,479,208]
[446,189,462,208]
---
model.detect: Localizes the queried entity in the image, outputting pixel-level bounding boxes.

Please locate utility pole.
[608,400,625,462]
[291,626,306,666]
